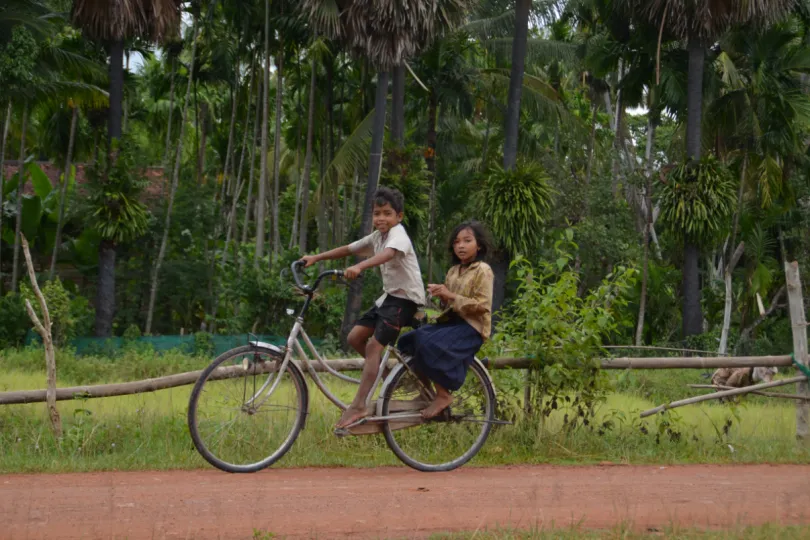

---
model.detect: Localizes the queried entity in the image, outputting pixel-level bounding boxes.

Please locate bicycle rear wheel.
[381,358,495,472]
[188,345,307,473]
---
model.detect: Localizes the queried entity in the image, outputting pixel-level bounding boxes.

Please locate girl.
[397,220,495,419]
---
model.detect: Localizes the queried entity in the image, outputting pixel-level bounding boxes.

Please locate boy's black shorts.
[355,295,419,346]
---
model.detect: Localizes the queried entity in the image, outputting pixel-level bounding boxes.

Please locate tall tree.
[627,0,796,338]
[255,0,270,265]
[72,0,182,336]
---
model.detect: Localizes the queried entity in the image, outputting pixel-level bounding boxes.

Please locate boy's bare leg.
[337,328,379,428]
[422,383,453,419]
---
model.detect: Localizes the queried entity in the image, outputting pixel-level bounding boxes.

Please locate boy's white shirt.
[349,223,426,307]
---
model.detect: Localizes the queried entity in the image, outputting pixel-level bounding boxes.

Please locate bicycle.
[187,260,501,473]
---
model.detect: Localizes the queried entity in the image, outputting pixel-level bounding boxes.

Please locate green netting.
[24,332,318,357]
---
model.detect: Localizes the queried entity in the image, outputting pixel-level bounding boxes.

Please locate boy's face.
[372,202,402,234]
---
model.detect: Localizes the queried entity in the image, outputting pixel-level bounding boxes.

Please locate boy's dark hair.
[448,220,494,265]
[373,186,405,214]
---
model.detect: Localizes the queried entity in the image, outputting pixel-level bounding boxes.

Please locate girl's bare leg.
[421,383,453,419]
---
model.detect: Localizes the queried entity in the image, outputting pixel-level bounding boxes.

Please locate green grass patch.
[2,350,810,473]
[424,523,810,539]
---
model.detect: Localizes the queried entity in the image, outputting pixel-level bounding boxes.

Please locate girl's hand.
[427,284,455,303]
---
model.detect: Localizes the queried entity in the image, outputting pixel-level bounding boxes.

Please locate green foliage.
[475,161,555,255]
[0,25,37,90]
[21,278,93,346]
[488,232,638,422]
[656,155,737,244]
[380,143,431,243]
[193,331,215,356]
[0,293,30,348]
[83,138,151,245]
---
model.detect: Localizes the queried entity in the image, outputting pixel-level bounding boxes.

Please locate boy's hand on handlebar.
[344,265,362,280]
[300,255,318,268]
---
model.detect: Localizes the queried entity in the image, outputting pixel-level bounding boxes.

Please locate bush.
[20,279,93,346]
[0,293,30,348]
[487,230,637,423]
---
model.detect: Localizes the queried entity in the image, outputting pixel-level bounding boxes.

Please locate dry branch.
[21,234,62,438]
[687,383,810,401]
[641,375,808,418]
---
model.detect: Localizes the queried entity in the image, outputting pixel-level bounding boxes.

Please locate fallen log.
[0,354,798,406]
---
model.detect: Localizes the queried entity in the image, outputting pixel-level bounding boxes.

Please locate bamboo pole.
[0,355,797,406]
[785,260,809,439]
[640,376,807,418]
[687,384,810,401]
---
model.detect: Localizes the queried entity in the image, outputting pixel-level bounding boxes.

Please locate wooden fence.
[1,261,807,438]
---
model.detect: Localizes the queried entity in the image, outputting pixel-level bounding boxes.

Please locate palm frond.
[482,38,578,67]
[71,0,182,43]
[322,107,376,190]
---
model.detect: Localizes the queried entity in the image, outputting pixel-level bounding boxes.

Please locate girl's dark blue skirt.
[397,317,483,391]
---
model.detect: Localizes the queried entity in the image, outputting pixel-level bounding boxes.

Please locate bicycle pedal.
[333,427,351,438]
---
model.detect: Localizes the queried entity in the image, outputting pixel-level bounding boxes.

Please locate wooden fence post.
[785,261,809,440]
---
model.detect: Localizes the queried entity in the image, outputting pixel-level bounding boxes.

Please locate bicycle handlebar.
[291,261,345,294]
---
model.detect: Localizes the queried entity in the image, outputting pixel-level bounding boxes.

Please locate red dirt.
[2,464,810,539]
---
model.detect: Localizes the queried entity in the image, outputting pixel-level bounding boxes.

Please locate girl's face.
[453,227,479,265]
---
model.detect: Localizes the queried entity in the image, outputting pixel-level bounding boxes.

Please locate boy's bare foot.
[421,393,454,419]
[336,405,368,429]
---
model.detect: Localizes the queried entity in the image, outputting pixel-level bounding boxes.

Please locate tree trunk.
[0,100,12,289]
[271,49,284,256]
[197,103,208,184]
[425,89,438,283]
[298,52,317,252]
[94,43,122,338]
[255,0,271,265]
[583,100,597,216]
[392,64,405,146]
[682,30,705,339]
[635,114,657,346]
[222,65,241,200]
[95,240,116,336]
[241,75,262,250]
[290,50,304,250]
[108,40,124,143]
[49,105,79,280]
[729,153,747,261]
[10,103,29,293]
[144,17,199,335]
[341,71,389,348]
[502,0,530,171]
[719,242,745,355]
[163,57,176,167]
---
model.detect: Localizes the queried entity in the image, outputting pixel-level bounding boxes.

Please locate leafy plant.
[487,231,637,423]
[656,155,737,244]
[21,278,91,346]
[83,137,150,245]
[475,160,555,255]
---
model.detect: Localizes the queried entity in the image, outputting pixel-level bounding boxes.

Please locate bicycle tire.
[188,345,308,473]
[381,357,496,472]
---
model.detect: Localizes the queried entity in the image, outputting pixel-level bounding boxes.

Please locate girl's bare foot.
[421,391,453,419]
[336,406,368,429]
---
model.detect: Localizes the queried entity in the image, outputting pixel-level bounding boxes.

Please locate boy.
[300,187,425,430]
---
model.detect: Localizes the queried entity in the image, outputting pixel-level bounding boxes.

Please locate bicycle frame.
[244,261,415,418]
[246,261,497,429]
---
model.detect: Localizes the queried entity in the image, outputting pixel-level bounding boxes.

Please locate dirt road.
[2,464,810,539]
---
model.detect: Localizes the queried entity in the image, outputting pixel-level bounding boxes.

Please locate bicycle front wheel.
[381,358,496,472]
[188,345,308,473]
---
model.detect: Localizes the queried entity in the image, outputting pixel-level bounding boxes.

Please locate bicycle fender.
[248,341,285,355]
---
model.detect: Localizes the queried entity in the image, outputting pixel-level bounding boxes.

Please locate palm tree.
[625,0,795,338]
[72,0,181,336]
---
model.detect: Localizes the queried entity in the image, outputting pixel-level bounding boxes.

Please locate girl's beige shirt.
[436,261,494,340]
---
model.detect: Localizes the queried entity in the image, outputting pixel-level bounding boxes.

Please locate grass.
[423,523,810,539]
[2,349,810,473]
